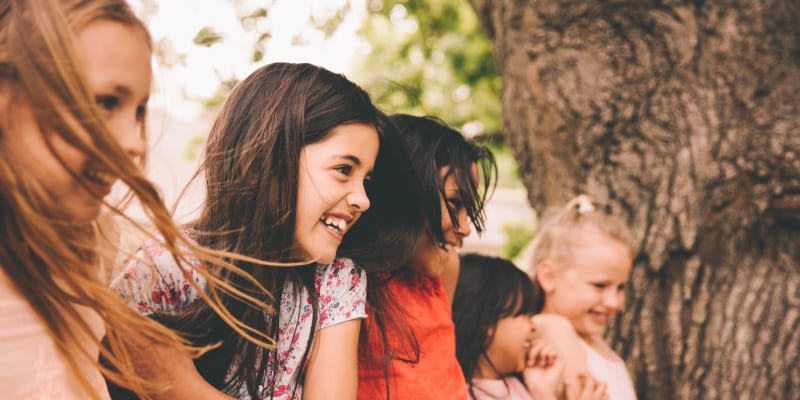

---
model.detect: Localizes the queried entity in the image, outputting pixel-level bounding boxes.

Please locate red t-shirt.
[358,269,467,400]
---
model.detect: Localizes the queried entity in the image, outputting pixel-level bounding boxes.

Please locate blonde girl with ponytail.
[529,195,637,400]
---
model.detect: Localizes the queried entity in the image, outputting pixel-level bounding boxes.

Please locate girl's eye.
[136,105,147,122]
[447,198,462,210]
[335,165,353,176]
[617,284,627,292]
[95,95,119,112]
[593,283,607,289]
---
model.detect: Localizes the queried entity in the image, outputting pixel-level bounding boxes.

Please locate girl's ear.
[535,259,557,293]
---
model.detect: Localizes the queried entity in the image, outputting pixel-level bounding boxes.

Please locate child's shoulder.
[314,257,364,276]
[532,313,575,333]
[532,313,591,378]
[313,257,366,292]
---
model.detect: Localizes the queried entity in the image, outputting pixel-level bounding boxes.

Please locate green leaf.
[193,26,223,47]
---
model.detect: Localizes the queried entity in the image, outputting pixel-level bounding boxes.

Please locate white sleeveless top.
[580,340,637,400]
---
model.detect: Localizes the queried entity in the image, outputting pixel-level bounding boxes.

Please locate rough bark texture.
[469,0,800,398]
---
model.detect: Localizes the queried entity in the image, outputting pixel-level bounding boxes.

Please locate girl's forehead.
[438,163,479,185]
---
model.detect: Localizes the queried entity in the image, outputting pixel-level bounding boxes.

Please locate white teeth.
[438,242,456,251]
[320,216,347,233]
[84,170,115,185]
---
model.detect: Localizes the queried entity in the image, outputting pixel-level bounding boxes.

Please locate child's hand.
[523,340,564,400]
[563,373,608,400]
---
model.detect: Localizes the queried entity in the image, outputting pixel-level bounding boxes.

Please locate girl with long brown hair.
[0,1,273,398]
[112,62,425,399]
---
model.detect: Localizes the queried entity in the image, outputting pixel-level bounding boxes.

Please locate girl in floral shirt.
[111,63,424,399]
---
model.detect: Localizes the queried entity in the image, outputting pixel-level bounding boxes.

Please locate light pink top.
[0,270,110,400]
[580,340,637,400]
[469,377,532,400]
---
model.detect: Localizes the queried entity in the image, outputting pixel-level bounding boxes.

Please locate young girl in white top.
[111,62,424,399]
[453,253,609,400]
[529,195,638,400]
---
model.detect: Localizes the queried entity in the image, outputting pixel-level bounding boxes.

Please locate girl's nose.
[455,209,472,238]
[604,290,624,310]
[116,121,146,158]
[346,184,371,211]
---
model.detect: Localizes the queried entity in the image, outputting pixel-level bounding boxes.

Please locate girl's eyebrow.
[332,154,362,166]
[96,83,132,98]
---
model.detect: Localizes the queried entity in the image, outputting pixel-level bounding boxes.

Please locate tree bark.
[470,0,800,398]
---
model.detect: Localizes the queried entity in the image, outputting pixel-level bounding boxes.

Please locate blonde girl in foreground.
[0,0,271,398]
[529,195,638,400]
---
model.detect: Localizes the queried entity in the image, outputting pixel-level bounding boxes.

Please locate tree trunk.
[469,0,800,398]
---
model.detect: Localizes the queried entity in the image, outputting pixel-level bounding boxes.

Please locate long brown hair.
[155,62,425,398]
[0,1,274,398]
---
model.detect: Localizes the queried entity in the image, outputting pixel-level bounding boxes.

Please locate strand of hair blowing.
[0,0,280,398]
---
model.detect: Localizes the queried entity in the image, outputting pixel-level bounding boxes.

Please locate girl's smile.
[0,20,150,223]
[540,228,633,340]
[294,122,378,264]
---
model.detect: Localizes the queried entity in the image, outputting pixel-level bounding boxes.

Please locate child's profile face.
[0,19,150,223]
[408,163,478,276]
[542,230,633,340]
[293,122,379,264]
[482,313,536,377]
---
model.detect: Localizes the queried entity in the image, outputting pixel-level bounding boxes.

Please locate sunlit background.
[128,0,536,262]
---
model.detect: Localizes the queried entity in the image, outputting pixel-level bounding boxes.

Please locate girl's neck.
[580,334,617,359]
[473,357,501,380]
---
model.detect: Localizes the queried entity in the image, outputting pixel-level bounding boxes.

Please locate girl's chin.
[290,248,336,265]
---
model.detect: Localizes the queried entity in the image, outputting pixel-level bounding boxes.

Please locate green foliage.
[354,0,502,136]
[193,26,224,47]
[499,223,537,260]
[183,135,206,161]
[202,78,240,109]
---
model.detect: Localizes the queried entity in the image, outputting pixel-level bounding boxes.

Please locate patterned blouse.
[110,232,367,399]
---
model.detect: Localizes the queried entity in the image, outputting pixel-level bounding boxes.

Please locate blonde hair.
[0,0,276,398]
[529,194,635,271]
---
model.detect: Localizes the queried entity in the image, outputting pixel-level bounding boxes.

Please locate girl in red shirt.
[358,114,497,399]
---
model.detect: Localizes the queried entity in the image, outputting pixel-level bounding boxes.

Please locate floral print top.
[110,232,367,399]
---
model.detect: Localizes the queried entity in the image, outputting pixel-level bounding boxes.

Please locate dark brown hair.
[157,63,425,398]
[453,253,539,399]
[359,114,497,397]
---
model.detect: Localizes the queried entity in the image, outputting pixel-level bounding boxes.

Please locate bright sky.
[130,0,367,119]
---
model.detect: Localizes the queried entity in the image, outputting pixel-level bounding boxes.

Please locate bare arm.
[151,347,233,400]
[532,314,590,382]
[302,319,361,400]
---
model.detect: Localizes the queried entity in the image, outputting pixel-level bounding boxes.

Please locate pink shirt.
[469,377,532,400]
[0,270,110,400]
[580,340,637,400]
